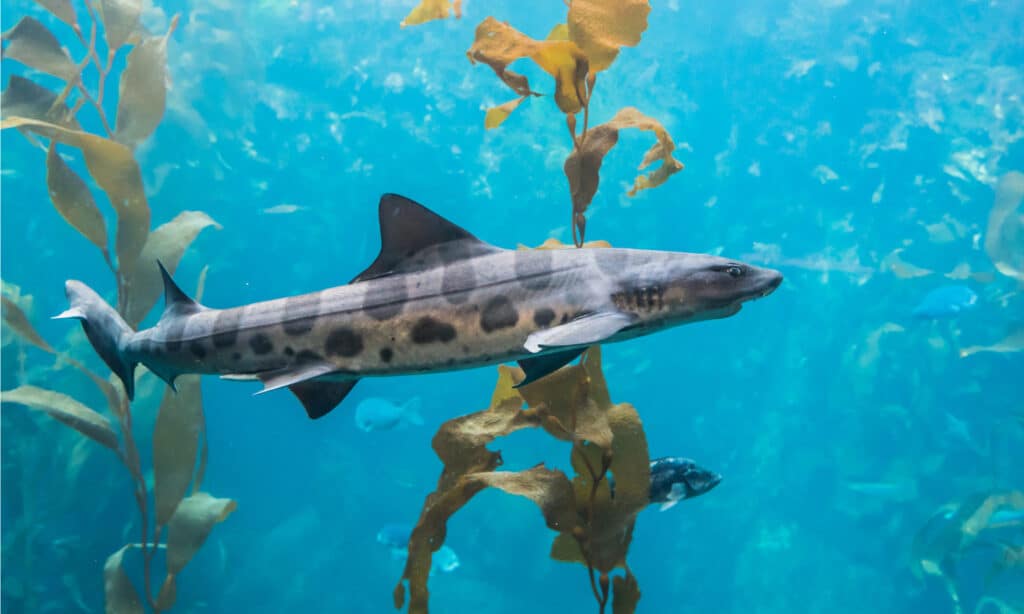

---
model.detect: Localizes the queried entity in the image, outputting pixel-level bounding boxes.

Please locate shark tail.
[55,280,138,400]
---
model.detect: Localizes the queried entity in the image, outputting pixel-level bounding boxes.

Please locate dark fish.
[58,194,782,420]
[648,457,723,511]
[608,456,723,511]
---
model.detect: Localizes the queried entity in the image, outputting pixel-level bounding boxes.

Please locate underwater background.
[2,0,1023,612]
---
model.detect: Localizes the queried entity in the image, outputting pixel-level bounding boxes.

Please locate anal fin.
[255,363,337,393]
[289,379,358,420]
[515,348,586,388]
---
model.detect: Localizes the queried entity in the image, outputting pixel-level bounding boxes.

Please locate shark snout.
[748,266,783,301]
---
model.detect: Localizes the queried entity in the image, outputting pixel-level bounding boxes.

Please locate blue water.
[2,1,1023,612]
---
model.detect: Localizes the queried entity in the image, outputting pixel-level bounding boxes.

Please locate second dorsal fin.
[352,194,499,282]
[157,261,204,320]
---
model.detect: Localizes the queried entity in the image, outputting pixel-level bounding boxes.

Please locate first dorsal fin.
[157,261,204,319]
[352,194,499,282]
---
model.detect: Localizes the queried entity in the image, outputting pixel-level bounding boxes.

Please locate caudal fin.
[55,280,137,399]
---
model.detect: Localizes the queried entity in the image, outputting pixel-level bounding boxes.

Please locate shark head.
[606,252,783,326]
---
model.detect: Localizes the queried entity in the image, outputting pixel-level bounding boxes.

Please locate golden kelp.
[564,108,684,245]
[404,0,681,245]
[1,2,231,612]
[400,0,462,28]
[395,349,649,614]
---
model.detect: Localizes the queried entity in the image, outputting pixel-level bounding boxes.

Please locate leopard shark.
[58,194,782,419]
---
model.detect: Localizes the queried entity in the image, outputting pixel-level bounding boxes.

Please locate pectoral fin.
[515,348,586,388]
[254,363,338,393]
[524,311,636,353]
[658,483,686,512]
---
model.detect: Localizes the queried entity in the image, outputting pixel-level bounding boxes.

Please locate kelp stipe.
[403,0,685,245]
[1,1,229,611]
[394,347,649,614]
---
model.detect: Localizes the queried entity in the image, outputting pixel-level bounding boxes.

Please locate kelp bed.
[1,0,691,612]
[2,1,228,612]
[395,348,648,614]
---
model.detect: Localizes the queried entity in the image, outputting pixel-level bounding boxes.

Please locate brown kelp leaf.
[153,376,203,527]
[35,0,77,27]
[984,171,1024,282]
[121,211,221,327]
[516,347,614,448]
[547,23,569,41]
[1,385,119,451]
[565,107,684,243]
[1,75,79,129]
[568,0,651,73]
[103,546,143,614]
[1,296,55,353]
[400,0,461,27]
[398,349,634,612]
[47,142,110,257]
[97,0,143,50]
[550,402,649,572]
[1,117,150,276]
[467,17,588,113]
[882,248,932,278]
[165,492,236,576]
[397,378,547,612]
[484,96,527,129]
[115,17,178,147]
[612,574,641,614]
[1,17,77,81]
[960,326,1024,358]
[472,465,578,531]
[432,394,542,481]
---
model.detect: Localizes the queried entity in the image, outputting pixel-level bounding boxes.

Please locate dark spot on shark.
[481,296,518,332]
[232,352,241,361]
[380,347,394,363]
[295,349,323,364]
[461,344,471,354]
[533,308,556,327]
[250,334,273,355]
[212,309,242,348]
[363,282,407,321]
[515,249,553,290]
[282,294,319,335]
[163,318,187,353]
[412,317,457,344]
[189,342,207,359]
[283,346,295,356]
[326,327,363,357]
[560,313,571,324]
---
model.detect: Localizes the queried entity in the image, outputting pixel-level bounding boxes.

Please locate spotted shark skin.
[59,194,782,419]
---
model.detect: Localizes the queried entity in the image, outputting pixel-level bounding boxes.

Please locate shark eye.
[726,266,744,278]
